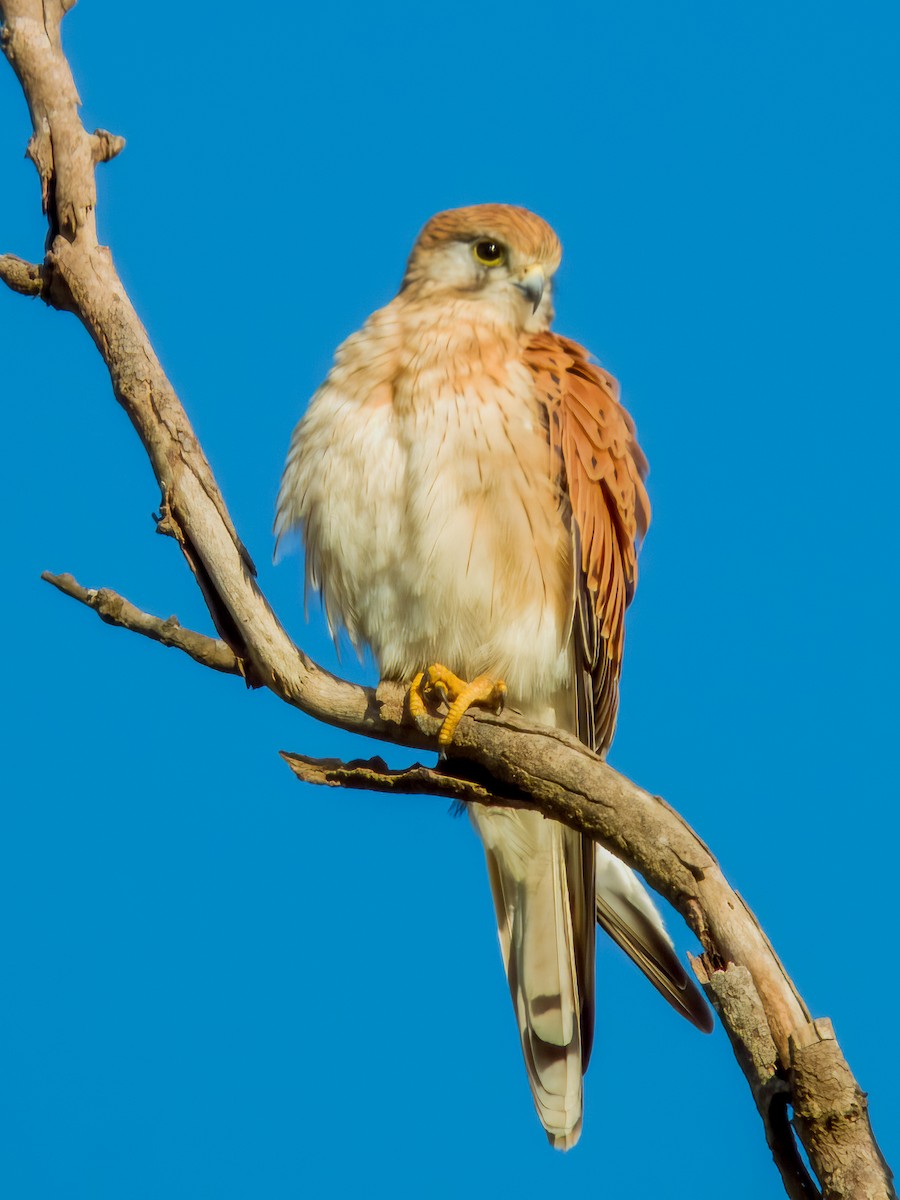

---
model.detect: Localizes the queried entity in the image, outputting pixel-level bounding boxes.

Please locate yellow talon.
[438,674,507,746]
[407,663,507,746]
[408,671,427,723]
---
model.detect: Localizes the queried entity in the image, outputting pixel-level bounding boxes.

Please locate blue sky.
[1,1,897,1195]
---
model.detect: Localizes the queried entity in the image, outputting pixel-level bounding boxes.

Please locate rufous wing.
[525,332,650,755]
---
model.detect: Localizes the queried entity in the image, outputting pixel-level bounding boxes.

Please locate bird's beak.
[515,268,545,313]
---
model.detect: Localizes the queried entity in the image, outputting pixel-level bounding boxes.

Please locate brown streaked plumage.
[276,204,711,1151]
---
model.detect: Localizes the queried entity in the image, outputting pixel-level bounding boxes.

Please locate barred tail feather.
[470,804,596,1150]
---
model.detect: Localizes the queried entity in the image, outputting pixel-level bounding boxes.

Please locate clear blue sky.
[2,2,897,1196]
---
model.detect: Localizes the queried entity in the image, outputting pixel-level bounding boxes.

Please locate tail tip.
[547,1120,583,1151]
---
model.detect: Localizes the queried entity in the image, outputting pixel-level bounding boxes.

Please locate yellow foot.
[408,664,507,747]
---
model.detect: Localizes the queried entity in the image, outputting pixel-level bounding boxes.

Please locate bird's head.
[400,204,562,330]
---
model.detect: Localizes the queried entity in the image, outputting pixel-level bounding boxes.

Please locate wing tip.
[596,891,714,1033]
[669,971,715,1034]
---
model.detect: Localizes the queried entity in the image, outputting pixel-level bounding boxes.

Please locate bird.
[276,203,712,1150]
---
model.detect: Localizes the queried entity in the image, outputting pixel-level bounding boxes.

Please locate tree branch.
[1,3,893,1196]
[41,571,243,675]
[280,752,498,805]
[0,253,42,295]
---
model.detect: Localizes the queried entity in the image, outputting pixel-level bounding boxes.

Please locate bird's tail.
[470,804,595,1150]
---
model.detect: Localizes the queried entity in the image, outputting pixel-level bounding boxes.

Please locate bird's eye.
[473,240,506,267]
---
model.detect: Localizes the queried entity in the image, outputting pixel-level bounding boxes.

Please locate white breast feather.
[276,301,574,721]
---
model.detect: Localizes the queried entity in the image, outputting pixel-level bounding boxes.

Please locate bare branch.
[0,253,42,295]
[280,752,496,805]
[1,3,894,1196]
[696,959,818,1200]
[790,1020,896,1199]
[89,127,124,164]
[41,571,243,676]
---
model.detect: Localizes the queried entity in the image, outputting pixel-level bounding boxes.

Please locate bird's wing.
[525,331,649,754]
[594,847,714,1032]
[526,332,712,1033]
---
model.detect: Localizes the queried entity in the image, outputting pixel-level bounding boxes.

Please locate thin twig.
[41,571,243,675]
[280,752,495,804]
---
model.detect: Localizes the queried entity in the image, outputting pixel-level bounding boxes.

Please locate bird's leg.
[409,664,507,747]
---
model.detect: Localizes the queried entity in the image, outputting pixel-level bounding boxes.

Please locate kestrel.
[276,204,711,1149]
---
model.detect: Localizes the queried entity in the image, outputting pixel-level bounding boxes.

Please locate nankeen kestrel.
[276,204,711,1149]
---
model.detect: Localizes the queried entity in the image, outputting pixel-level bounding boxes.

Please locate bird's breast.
[282,310,575,718]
